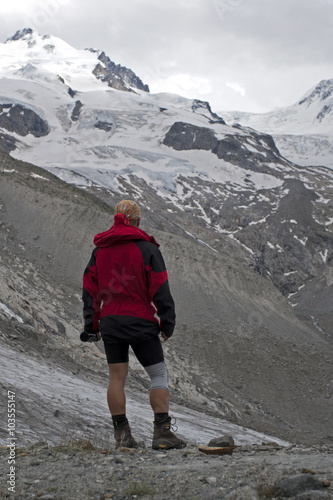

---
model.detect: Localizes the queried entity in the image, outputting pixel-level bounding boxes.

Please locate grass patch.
[52,438,97,454]
[257,484,277,498]
[123,481,155,496]
[46,486,57,493]
[52,430,114,454]
[254,460,277,499]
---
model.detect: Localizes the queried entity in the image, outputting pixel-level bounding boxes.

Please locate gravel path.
[0,442,332,499]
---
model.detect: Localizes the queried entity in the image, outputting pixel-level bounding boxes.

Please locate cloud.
[1,0,333,112]
[149,73,212,99]
[225,82,245,97]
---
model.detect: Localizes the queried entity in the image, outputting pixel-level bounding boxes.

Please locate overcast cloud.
[1,0,333,112]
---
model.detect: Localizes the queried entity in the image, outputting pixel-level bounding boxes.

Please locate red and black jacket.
[82,213,175,343]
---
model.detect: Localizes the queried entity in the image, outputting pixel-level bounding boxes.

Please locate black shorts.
[103,336,164,367]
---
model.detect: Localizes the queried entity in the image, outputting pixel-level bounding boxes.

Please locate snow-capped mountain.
[0,29,332,340]
[1,29,333,446]
[222,79,333,168]
[2,28,149,94]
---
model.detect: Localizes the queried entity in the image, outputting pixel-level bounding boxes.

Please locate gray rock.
[94,121,113,132]
[208,435,235,447]
[192,99,225,124]
[0,103,49,137]
[163,121,285,173]
[71,100,83,122]
[163,121,217,152]
[296,492,332,499]
[273,474,325,497]
[6,28,34,42]
[224,485,259,499]
[0,132,16,153]
[92,50,149,92]
[199,476,217,485]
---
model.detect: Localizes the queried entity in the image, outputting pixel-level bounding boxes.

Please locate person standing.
[81,200,186,450]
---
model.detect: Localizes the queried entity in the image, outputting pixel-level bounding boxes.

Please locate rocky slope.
[0,30,332,342]
[1,151,332,449]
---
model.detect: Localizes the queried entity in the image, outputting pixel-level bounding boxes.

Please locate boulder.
[208,435,235,447]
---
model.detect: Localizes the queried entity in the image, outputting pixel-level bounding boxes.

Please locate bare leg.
[150,388,170,414]
[107,362,128,416]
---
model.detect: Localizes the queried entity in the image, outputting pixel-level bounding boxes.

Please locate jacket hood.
[93,213,160,248]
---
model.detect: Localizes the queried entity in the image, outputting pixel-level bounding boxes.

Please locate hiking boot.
[114,422,138,449]
[152,418,186,450]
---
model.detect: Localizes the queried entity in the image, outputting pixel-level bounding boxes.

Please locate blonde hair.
[114,200,141,220]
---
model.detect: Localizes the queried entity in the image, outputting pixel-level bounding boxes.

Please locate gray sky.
[1,0,333,113]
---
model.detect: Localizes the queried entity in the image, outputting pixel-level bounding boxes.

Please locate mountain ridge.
[222,78,333,169]
[0,29,332,340]
[3,28,149,94]
[0,31,332,446]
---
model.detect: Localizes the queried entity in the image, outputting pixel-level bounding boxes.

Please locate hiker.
[81,200,186,450]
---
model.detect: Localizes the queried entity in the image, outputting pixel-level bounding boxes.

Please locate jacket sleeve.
[147,246,176,338]
[82,248,101,334]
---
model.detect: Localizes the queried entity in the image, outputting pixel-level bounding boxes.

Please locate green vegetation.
[123,480,155,496]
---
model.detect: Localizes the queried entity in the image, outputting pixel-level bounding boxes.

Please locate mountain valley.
[0,29,332,449]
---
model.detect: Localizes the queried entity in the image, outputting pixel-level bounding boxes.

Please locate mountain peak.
[93,50,149,92]
[6,28,34,43]
[2,29,149,94]
[298,78,333,106]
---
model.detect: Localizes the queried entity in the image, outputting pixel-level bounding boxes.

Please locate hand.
[80,331,101,342]
[160,332,169,342]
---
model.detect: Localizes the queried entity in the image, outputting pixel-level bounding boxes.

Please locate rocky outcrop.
[163,121,216,151]
[163,121,287,173]
[91,50,149,92]
[94,121,113,132]
[0,103,49,137]
[162,119,332,335]
[71,100,83,121]
[0,132,16,153]
[239,178,331,294]
[317,104,333,122]
[192,99,226,124]
[6,27,34,42]
[298,79,333,106]
[67,87,76,98]
[272,473,328,498]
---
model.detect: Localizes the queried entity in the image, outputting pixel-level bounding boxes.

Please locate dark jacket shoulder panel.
[134,240,166,273]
